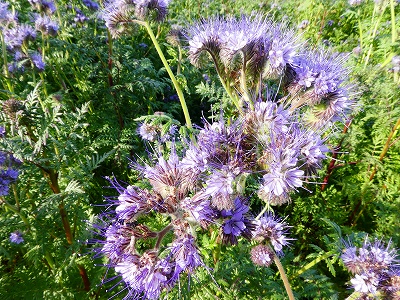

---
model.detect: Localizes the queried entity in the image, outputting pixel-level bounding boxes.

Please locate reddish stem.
[321,119,352,191]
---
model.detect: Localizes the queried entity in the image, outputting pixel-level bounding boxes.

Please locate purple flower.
[115,185,153,220]
[83,0,99,10]
[0,152,19,196]
[35,15,58,36]
[350,272,379,294]
[341,236,399,296]
[102,0,169,38]
[115,251,172,300]
[138,122,159,141]
[268,26,299,74]
[220,197,255,245]
[253,213,292,254]
[9,231,24,244]
[250,244,273,267]
[181,193,217,228]
[143,149,197,205]
[29,0,56,14]
[0,1,17,27]
[73,9,88,25]
[30,52,45,71]
[3,24,35,51]
[100,223,134,264]
[205,168,236,210]
[169,235,204,277]
[259,161,304,202]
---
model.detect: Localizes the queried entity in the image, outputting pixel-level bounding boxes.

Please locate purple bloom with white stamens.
[250,244,273,267]
[341,236,399,296]
[115,185,152,220]
[181,193,217,228]
[259,162,304,200]
[143,149,196,203]
[253,213,292,254]
[115,251,172,300]
[350,271,379,294]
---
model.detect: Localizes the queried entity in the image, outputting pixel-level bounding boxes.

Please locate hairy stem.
[0,31,13,92]
[136,20,192,129]
[155,224,173,249]
[46,168,91,290]
[272,248,295,300]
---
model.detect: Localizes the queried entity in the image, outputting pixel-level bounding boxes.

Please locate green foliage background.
[0,0,399,299]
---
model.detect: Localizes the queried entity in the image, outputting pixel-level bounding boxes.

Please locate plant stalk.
[137,20,192,129]
[272,249,296,300]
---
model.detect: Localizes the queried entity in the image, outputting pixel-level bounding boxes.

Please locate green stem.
[363,4,387,66]
[240,53,253,110]
[390,0,397,44]
[136,20,192,129]
[272,247,295,300]
[2,198,30,228]
[45,251,55,270]
[256,203,272,220]
[293,250,335,277]
[0,31,13,92]
[357,8,363,50]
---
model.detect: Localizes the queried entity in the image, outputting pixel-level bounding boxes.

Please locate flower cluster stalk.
[135,20,193,129]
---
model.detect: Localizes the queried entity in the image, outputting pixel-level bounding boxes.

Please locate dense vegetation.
[0,0,399,299]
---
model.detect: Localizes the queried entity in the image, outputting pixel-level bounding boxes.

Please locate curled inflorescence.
[341,237,400,297]
[102,0,170,38]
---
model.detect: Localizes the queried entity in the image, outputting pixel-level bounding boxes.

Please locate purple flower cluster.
[95,13,358,299]
[34,14,59,36]
[0,1,61,74]
[102,0,170,37]
[185,15,355,129]
[28,0,56,15]
[0,1,16,28]
[341,237,400,297]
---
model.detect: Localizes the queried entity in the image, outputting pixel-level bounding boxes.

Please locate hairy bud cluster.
[102,0,169,37]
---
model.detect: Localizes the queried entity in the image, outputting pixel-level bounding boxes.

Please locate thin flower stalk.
[0,30,13,92]
[134,19,192,129]
[271,245,295,300]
